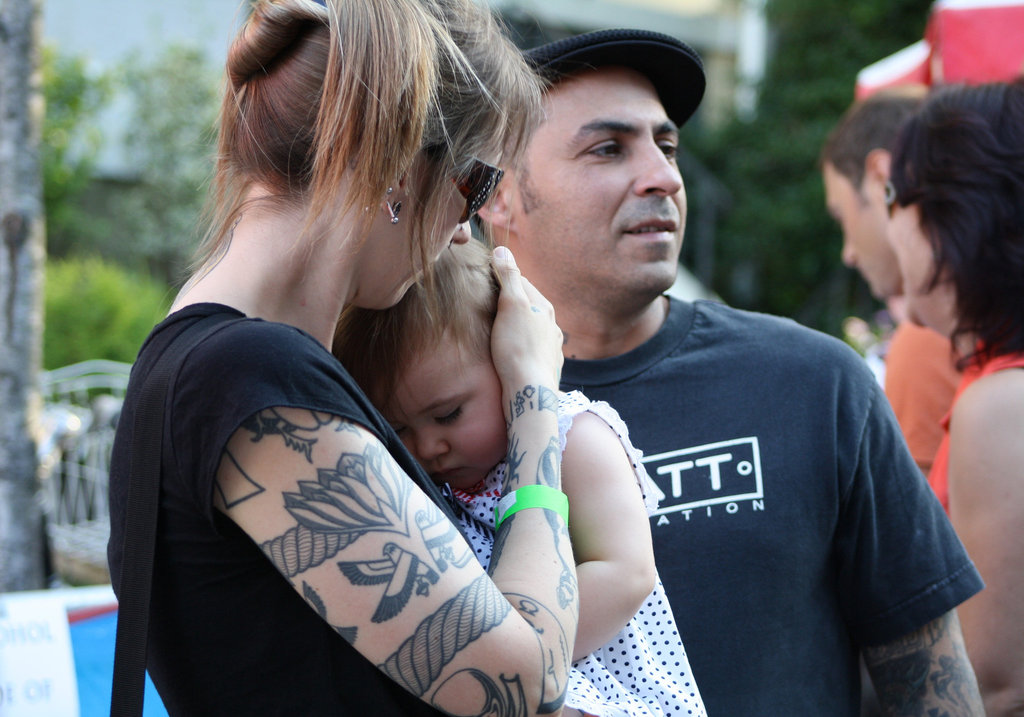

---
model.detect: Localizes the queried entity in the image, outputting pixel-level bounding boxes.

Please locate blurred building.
[493,0,768,127]
[44,0,765,165]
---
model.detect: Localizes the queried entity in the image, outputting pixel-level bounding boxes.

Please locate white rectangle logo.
[644,436,763,515]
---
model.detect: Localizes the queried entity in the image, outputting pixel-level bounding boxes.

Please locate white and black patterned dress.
[443,391,707,717]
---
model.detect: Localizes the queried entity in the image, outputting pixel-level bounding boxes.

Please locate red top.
[928,350,1024,511]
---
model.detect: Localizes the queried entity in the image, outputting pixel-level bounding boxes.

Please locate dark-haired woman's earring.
[385,187,401,225]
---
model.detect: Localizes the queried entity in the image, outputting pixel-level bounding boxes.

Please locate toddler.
[335,240,705,717]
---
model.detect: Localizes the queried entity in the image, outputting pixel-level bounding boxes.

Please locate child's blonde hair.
[334,239,498,410]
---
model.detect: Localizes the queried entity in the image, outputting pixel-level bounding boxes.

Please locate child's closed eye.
[435,406,463,425]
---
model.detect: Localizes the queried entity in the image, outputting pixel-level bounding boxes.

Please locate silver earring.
[385,187,401,225]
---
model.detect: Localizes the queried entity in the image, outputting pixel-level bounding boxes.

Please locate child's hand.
[490,246,562,399]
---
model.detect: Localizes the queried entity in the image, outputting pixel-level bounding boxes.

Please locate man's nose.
[634,144,683,197]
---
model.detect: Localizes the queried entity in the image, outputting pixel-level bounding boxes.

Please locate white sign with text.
[0,591,79,717]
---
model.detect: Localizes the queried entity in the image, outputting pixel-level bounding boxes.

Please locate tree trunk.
[0,0,47,592]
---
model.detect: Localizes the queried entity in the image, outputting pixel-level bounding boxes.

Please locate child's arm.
[561,411,657,661]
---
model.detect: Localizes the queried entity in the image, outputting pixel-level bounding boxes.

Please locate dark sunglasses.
[455,159,504,223]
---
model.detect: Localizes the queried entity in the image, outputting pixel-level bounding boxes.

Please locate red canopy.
[855,0,1024,98]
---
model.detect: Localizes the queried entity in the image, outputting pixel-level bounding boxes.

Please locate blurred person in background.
[821,86,961,497]
[887,76,1024,715]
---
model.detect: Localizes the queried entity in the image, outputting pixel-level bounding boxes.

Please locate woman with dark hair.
[887,77,1024,715]
[107,1,577,714]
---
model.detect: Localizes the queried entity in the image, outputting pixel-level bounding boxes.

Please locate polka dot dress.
[445,391,707,717]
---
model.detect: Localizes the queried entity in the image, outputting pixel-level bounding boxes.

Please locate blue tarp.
[68,609,167,717]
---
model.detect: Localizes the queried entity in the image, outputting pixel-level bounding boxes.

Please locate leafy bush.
[41,45,114,258]
[108,45,219,283]
[42,44,219,284]
[44,256,172,369]
[688,0,933,335]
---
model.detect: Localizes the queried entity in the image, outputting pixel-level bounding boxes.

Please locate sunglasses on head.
[455,159,504,223]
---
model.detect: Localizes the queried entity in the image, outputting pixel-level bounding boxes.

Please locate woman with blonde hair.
[107,1,575,714]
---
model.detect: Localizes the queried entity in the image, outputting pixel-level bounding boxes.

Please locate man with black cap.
[479,28,985,715]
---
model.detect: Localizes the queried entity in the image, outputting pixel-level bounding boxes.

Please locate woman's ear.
[476,171,516,243]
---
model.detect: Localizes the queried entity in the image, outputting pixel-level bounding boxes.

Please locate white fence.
[39,360,132,582]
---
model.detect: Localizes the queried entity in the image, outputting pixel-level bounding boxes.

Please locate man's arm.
[863,609,984,716]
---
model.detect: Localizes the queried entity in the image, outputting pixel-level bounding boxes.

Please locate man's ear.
[476,171,516,244]
[864,148,892,204]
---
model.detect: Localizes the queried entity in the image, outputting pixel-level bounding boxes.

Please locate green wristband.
[494,485,569,531]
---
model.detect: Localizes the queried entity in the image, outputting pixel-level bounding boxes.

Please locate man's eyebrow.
[573,118,680,142]
[656,120,680,136]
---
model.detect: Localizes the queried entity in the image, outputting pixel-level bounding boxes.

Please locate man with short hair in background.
[821,87,961,501]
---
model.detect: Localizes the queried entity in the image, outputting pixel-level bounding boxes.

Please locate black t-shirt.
[560,298,983,716]
[109,304,451,715]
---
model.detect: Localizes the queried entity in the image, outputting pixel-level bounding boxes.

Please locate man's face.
[822,161,903,301]
[499,66,686,312]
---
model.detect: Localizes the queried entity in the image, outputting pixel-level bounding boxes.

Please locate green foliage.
[689,0,933,334]
[42,45,115,257]
[41,44,219,284]
[108,45,220,282]
[43,256,172,369]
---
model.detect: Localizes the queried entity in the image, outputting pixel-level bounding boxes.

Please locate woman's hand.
[490,246,563,402]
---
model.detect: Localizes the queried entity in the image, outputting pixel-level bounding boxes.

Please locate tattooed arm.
[212,250,575,716]
[863,609,984,716]
[216,408,572,716]
[480,246,578,711]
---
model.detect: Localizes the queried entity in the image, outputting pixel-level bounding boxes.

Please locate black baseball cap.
[524,28,706,127]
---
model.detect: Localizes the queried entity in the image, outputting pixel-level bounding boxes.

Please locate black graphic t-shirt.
[560,298,983,716]
[109,303,450,715]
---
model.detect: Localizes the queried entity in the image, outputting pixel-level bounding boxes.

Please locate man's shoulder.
[685,299,854,356]
[562,298,864,390]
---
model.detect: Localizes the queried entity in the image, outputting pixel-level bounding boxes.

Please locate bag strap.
[110,313,233,717]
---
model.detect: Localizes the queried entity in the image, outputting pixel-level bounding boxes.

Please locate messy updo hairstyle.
[334,238,498,412]
[194,0,541,281]
[889,78,1024,367]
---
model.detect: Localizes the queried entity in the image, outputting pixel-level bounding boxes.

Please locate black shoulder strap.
[110,313,233,717]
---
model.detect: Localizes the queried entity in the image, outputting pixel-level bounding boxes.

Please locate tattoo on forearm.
[257,436,470,623]
[546,508,576,610]
[262,523,351,577]
[241,409,340,461]
[491,436,574,606]
[215,449,265,508]
[379,575,510,695]
[538,436,559,489]
[418,507,473,571]
[505,593,570,714]
[502,435,523,494]
[431,670,526,717]
[866,612,982,715]
[259,441,413,576]
[338,542,440,623]
[302,580,357,644]
[509,384,558,419]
